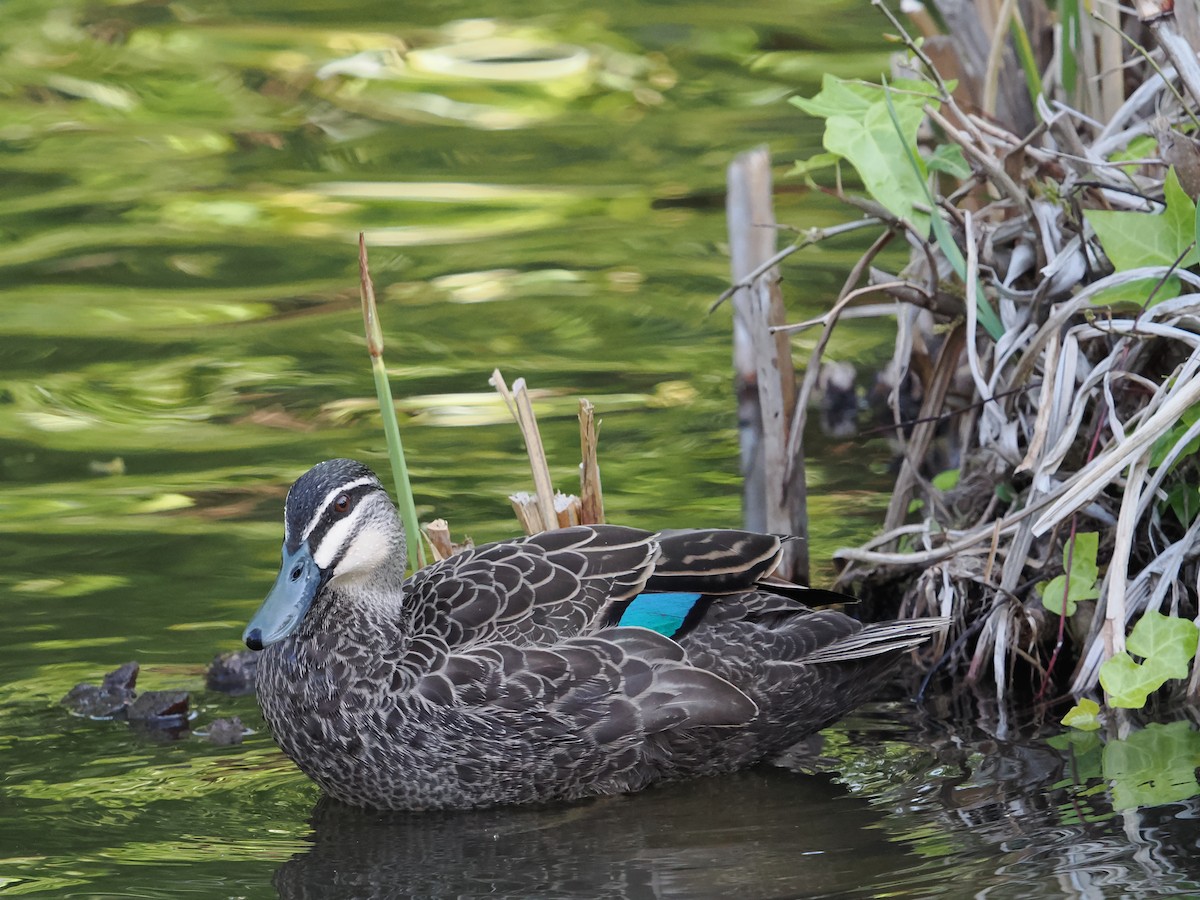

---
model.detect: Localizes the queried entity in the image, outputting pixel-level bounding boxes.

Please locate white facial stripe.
[310,500,392,587]
[311,507,362,569]
[299,476,377,541]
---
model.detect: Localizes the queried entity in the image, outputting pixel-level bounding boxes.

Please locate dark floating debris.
[205,650,258,696]
[60,661,139,719]
[203,716,247,746]
[64,658,254,745]
[127,690,190,728]
[61,662,192,736]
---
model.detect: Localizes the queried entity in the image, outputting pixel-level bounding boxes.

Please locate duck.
[243,458,944,811]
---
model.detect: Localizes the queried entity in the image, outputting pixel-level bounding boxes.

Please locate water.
[4,0,1200,897]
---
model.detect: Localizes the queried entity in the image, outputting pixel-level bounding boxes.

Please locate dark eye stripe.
[297,474,378,542]
[303,483,378,554]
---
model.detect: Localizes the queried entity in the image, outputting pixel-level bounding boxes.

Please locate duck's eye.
[333,493,351,515]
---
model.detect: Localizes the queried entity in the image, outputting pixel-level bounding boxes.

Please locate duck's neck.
[340,560,407,612]
[309,556,409,643]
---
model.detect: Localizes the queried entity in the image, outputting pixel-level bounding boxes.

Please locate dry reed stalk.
[1031,373,1200,536]
[883,326,968,532]
[578,399,605,525]
[492,371,599,535]
[492,370,559,533]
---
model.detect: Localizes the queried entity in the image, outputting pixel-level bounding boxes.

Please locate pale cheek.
[330,529,391,583]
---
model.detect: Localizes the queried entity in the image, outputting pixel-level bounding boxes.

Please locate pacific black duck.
[243,458,944,810]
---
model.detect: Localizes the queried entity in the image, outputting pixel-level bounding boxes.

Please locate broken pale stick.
[579,399,605,525]
[491,370,557,532]
[421,519,454,562]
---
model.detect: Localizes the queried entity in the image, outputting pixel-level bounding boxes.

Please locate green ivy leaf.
[789,77,884,118]
[925,143,970,179]
[789,77,942,119]
[823,102,930,236]
[1084,168,1199,307]
[1085,209,1179,270]
[932,468,960,491]
[791,74,1002,337]
[788,152,840,178]
[1099,653,1164,708]
[1166,483,1200,527]
[1163,166,1198,256]
[1038,532,1100,616]
[1149,403,1200,468]
[1126,610,1200,680]
[1087,275,1182,308]
[1086,168,1199,269]
[790,76,940,238]
[1102,720,1200,809]
[1061,697,1102,731]
[1099,610,1200,708]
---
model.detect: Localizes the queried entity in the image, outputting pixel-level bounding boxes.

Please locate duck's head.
[243,459,406,650]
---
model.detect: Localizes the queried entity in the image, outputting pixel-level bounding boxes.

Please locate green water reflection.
[5,0,1199,897]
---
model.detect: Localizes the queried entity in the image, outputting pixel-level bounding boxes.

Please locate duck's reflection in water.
[272,768,905,900]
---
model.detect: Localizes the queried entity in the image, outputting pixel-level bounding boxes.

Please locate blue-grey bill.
[243,544,322,649]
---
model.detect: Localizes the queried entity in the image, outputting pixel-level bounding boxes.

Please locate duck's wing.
[404,525,660,650]
[413,625,757,753]
[646,529,787,593]
[595,529,794,631]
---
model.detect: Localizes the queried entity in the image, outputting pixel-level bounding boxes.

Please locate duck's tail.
[802,617,949,664]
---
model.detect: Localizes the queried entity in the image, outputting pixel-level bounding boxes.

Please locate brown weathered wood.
[554,492,582,528]
[509,492,543,535]
[578,399,605,524]
[422,519,454,561]
[726,147,808,582]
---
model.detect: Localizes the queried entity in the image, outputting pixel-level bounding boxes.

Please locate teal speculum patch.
[617,592,704,637]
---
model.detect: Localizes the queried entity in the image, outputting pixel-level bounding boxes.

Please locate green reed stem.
[358,233,426,571]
